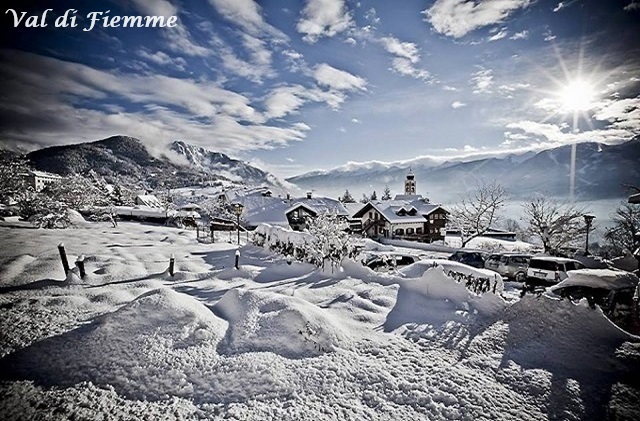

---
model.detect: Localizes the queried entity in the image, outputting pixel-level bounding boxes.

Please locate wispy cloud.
[297,0,353,43]
[424,0,531,38]
[312,63,367,91]
[208,0,287,39]
[488,28,508,41]
[451,101,467,108]
[379,37,431,80]
[471,68,494,94]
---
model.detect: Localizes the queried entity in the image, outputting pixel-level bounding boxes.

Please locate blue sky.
[1,0,639,177]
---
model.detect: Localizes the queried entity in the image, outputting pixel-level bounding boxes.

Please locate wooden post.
[196,225,200,239]
[235,250,240,270]
[75,255,86,279]
[210,224,215,243]
[169,254,175,277]
[58,243,70,275]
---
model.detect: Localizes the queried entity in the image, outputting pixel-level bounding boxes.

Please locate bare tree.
[522,195,587,254]
[603,202,640,255]
[447,181,507,248]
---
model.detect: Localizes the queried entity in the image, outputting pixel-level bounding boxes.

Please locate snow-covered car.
[526,256,584,285]
[363,253,418,272]
[485,253,532,281]
[399,259,504,294]
[549,269,639,334]
[448,250,488,269]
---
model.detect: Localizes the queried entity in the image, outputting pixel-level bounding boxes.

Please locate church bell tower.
[404,168,416,195]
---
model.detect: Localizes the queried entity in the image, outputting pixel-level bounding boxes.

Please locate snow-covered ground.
[1,220,639,420]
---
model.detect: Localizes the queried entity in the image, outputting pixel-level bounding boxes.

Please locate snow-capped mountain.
[26,136,284,190]
[169,140,284,188]
[287,139,640,201]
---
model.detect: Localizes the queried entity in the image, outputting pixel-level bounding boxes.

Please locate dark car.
[448,250,487,269]
[550,269,639,334]
[364,253,418,272]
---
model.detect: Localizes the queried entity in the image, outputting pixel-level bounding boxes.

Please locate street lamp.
[583,214,595,255]
[231,202,244,245]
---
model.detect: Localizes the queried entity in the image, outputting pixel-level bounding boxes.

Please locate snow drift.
[214,288,350,358]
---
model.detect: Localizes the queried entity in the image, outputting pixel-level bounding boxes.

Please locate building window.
[395,228,404,235]
[407,228,414,235]
[369,212,372,219]
[416,228,422,234]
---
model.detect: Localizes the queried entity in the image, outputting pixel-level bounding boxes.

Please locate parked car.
[448,250,487,269]
[485,253,532,281]
[526,256,584,285]
[549,269,639,334]
[363,253,418,272]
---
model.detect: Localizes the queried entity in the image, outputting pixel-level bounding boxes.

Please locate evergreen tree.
[340,189,356,203]
[370,191,377,201]
[360,193,369,204]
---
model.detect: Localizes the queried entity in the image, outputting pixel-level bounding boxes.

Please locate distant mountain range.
[287,139,640,201]
[24,136,284,190]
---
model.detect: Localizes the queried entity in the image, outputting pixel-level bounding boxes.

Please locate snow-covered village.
[1,1,640,420]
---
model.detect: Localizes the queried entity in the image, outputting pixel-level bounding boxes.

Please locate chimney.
[306,191,312,199]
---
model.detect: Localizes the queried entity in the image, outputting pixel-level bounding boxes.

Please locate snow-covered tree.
[522,195,588,254]
[447,181,507,248]
[603,202,640,256]
[306,213,354,271]
[0,154,31,204]
[370,191,377,201]
[44,174,111,210]
[17,190,70,228]
[360,193,369,204]
[340,189,356,203]
[381,186,392,200]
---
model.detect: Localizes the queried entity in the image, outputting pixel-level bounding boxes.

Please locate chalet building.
[285,199,349,231]
[24,170,62,192]
[352,170,448,242]
[445,227,517,241]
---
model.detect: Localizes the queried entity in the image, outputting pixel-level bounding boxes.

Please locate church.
[352,169,448,242]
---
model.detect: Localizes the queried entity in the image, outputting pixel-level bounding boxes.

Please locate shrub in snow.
[254,217,355,271]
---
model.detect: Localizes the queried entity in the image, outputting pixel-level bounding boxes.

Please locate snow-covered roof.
[552,269,639,291]
[353,200,447,224]
[343,202,366,218]
[629,192,640,204]
[29,170,62,179]
[179,203,202,211]
[135,195,163,208]
[393,194,422,201]
[285,199,349,217]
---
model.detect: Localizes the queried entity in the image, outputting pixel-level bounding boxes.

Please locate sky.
[0,0,639,178]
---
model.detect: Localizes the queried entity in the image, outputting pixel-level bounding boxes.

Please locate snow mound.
[214,288,349,358]
[385,266,507,333]
[0,288,227,400]
[400,259,504,294]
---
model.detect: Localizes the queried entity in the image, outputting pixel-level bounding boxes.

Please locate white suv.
[526,256,584,285]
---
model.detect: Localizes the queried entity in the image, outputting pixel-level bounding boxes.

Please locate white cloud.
[297,0,353,43]
[379,37,430,80]
[624,1,640,11]
[137,50,186,70]
[351,118,361,123]
[451,101,467,108]
[208,0,287,39]
[210,34,276,83]
[510,30,529,40]
[471,69,494,94]
[313,63,367,91]
[488,28,508,41]
[0,50,310,153]
[443,85,459,91]
[338,127,347,133]
[424,0,531,38]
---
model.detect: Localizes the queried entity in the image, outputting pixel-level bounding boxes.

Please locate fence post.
[75,255,86,279]
[235,250,240,270]
[210,224,215,243]
[196,225,200,239]
[169,254,175,277]
[58,243,70,275]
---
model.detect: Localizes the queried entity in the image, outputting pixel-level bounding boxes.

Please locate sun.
[558,79,596,112]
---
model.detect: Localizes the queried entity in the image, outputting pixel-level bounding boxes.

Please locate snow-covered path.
[0,221,638,420]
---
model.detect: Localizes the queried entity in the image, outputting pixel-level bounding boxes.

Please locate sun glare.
[559,79,596,112]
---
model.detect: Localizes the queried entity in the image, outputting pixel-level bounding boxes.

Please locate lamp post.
[231,202,244,245]
[583,214,595,255]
